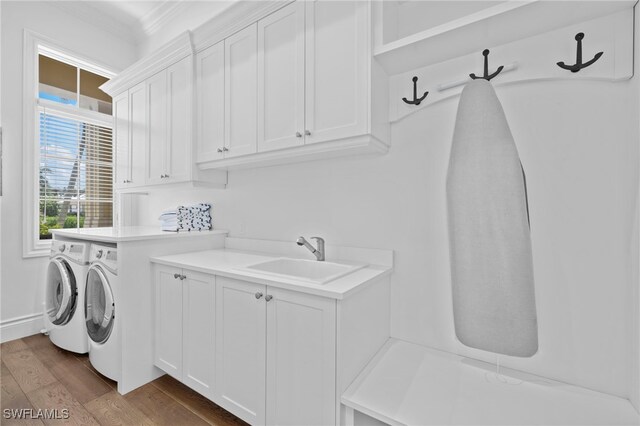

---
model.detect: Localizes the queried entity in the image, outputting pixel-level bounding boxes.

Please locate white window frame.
[23,30,117,257]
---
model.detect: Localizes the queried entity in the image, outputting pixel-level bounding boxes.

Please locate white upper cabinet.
[146,70,167,184]
[194,0,389,170]
[224,24,258,158]
[114,82,146,190]
[101,32,227,191]
[196,41,225,162]
[146,56,192,184]
[113,92,130,189]
[106,2,389,175]
[166,58,191,182]
[305,0,367,145]
[129,82,146,187]
[257,1,305,152]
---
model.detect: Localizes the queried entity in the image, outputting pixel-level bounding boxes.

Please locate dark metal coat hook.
[557,32,603,73]
[469,49,504,81]
[402,76,429,105]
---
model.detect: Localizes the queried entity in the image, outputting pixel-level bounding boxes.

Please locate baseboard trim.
[0,313,43,343]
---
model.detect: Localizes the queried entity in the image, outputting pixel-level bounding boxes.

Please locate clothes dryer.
[85,243,120,381]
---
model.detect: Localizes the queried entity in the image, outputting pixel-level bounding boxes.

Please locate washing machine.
[85,243,120,382]
[44,240,90,353]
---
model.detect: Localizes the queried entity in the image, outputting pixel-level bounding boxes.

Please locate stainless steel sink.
[241,258,366,284]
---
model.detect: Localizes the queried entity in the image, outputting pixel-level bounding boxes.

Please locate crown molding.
[99,1,296,96]
[140,1,192,37]
[100,31,194,97]
[191,0,293,52]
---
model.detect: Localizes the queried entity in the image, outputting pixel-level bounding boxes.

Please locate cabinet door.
[305,0,367,144]
[129,82,146,186]
[113,91,130,188]
[265,288,336,426]
[166,57,191,182]
[154,265,183,380]
[182,270,215,398]
[257,2,305,152]
[146,70,167,184]
[215,277,266,425]
[196,42,225,162]
[224,24,258,158]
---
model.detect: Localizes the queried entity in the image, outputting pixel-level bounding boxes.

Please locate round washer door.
[85,266,115,344]
[45,258,77,326]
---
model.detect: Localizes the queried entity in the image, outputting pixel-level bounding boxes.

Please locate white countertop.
[51,226,228,243]
[150,249,392,300]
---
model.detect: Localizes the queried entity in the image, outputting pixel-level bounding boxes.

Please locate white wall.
[134,6,639,400]
[631,3,640,413]
[0,1,137,340]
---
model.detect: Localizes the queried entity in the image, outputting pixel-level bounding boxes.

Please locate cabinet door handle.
[173,273,180,279]
[255,292,263,299]
[295,132,302,138]
[165,174,170,178]
[304,130,311,136]
[222,147,229,152]
[217,148,223,153]
[181,274,186,280]
[265,295,273,302]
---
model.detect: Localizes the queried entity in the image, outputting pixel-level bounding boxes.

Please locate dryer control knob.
[59,244,66,252]
[96,250,103,259]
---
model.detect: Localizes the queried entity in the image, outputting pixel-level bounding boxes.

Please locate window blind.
[39,107,113,238]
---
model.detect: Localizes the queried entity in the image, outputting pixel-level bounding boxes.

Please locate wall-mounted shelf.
[389,8,635,122]
[374,0,636,76]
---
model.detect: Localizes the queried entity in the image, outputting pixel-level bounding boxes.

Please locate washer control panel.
[90,244,117,272]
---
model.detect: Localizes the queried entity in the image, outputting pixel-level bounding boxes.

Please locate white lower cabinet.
[154,265,215,396]
[182,270,216,397]
[215,278,267,423]
[265,286,336,426]
[215,276,336,425]
[154,266,339,425]
[154,265,183,379]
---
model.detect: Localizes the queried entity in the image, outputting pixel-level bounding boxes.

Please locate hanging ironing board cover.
[446,79,538,357]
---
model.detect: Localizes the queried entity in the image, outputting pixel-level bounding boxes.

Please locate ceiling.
[50,0,233,47]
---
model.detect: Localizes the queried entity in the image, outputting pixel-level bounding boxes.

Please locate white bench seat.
[342,339,639,426]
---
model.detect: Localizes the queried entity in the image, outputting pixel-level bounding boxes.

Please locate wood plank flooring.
[1,334,248,426]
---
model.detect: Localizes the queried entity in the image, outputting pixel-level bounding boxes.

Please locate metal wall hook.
[402,76,429,105]
[469,49,504,81]
[557,32,603,73]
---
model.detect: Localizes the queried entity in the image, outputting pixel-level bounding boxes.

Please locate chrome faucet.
[296,236,325,261]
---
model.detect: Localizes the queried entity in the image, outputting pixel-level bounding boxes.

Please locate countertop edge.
[51,229,229,243]
[150,254,392,300]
